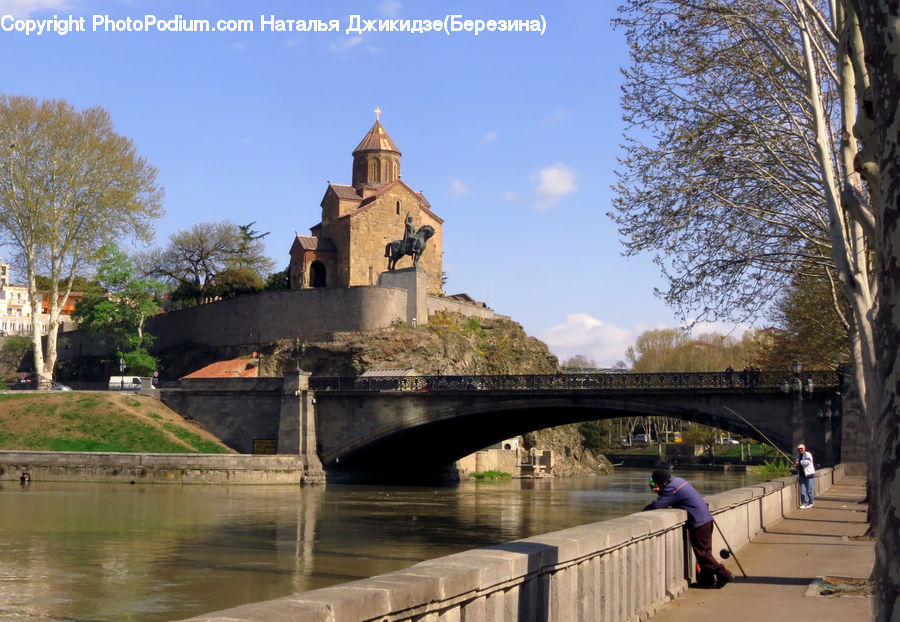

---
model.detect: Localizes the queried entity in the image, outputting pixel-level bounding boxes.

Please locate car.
[51,381,72,391]
[721,438,740,445]
[633,433,650,443]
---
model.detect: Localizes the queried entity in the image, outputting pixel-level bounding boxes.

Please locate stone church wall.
[344,185,443,293]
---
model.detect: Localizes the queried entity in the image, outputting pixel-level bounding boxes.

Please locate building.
[289,113,444,295]
[0,257,46,335]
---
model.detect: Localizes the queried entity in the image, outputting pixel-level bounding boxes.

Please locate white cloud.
[541,313,634,368]
[480,130,498,143]
[0,0,73,17]
[377,0,402,16]
[503,191,519,201]
[329,37,364,52]
[541,314,756,368]
[542,108,569,126]
[450,179,469,196]
[531,162,577,209]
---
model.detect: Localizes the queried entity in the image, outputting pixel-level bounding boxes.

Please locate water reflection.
[0,469,760,621]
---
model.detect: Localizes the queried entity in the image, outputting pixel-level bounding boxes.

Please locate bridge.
[308,370,843,481]
[160,370,846,483]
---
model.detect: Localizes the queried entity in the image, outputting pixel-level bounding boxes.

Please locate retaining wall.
[0,451,304,484]
[179,467,843,622]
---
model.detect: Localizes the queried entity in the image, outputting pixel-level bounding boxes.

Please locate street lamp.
[292,338,304,372]
[119,357,125,390]
[791,361,803,393]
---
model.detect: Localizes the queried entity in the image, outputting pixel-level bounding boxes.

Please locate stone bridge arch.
[313,386,836,482]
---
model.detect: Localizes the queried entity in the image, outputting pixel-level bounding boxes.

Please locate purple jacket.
[643,476,713,528]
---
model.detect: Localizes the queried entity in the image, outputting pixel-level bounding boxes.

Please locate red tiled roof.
[292,235,337,252]
[183,358,258,379]
[328,184,363,201]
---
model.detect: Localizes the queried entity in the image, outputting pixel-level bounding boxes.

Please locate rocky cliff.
[161,312,613,476]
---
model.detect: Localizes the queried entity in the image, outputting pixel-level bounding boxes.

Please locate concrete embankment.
[0,451,303,484]
[178,467,860,622]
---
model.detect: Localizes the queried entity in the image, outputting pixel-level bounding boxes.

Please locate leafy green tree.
[0,95,163,389]
[34,275,96,292]
[561,354,598,370]
[625,328,761,372]
[264,266,290,291]
[578,421,609,452]
[758,268,850,371]
[138,220,274,306]
[73,244,164,372]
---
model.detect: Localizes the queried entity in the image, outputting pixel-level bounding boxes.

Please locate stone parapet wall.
[426,295,500,321]
[0,451,303,484]
[56,285,501,360]
[180,467,841,621]
[57,287,411,358]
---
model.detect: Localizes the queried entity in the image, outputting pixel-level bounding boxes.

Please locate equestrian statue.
[385,216,435,271]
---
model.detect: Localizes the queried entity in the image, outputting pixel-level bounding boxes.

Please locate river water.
[0,469,761,621]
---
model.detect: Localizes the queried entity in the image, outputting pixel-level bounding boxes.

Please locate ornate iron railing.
[309,370,842,392]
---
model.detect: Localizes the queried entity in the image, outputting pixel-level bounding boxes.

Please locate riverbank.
[178,467,863,621]
[649,475,872,622]
[0,450,303,484]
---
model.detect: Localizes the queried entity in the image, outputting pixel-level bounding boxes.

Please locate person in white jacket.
[794,443,815,508]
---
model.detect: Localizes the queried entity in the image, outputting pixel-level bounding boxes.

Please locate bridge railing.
[309,370,841,392]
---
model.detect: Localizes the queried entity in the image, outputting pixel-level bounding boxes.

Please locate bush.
[758,458,792,480]
[471,470,511,479]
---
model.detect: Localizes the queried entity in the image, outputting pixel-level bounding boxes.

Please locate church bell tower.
[351,107,401,189]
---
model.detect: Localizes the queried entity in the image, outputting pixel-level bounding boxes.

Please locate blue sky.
[0,0,711,366]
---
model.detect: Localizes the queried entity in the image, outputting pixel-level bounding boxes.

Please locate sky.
[0,0,730,366]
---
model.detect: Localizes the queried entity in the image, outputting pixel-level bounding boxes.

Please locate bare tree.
[614,1,899,615]
[138,220,273,306]
[612,0,877,417]
[0,95,163,388]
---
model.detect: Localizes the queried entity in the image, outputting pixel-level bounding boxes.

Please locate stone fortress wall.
[56,270,498,359]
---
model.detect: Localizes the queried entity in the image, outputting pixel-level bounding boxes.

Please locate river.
[0,469,762,621]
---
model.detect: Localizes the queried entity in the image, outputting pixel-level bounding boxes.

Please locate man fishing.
[643,469,735,589]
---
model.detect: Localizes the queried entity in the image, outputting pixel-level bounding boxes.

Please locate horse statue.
[385,224,435,271]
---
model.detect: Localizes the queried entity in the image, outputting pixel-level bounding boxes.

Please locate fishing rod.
[712,517,748,578]
[721,405,793,462]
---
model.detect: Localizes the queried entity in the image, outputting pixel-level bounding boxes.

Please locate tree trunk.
[846,1,900,619]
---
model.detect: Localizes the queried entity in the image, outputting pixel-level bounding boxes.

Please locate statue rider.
[402,213,415,255]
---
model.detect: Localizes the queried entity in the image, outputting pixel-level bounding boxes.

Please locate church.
[289,112,444,295]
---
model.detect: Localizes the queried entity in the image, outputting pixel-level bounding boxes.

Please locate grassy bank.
[0,392,234,454]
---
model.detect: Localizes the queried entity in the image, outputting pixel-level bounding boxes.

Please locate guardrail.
[309,370,842,392]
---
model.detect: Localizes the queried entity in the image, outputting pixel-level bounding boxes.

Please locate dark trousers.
[689,520,727,578]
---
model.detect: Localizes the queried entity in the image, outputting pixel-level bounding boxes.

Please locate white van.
[108,376,142,391]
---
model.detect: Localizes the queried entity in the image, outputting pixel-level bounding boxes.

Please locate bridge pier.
[278,371,326,484]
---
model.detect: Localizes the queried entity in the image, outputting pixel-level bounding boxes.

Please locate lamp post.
[119,357,125,390]
[789,361,804,450]
[293,338,304,373]
[818,398,834,465]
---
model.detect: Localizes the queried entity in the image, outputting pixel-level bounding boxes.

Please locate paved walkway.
[651,476,874,622]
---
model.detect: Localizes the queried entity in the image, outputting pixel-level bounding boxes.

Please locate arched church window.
[396,200,400,215]
[310,261,327,288]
